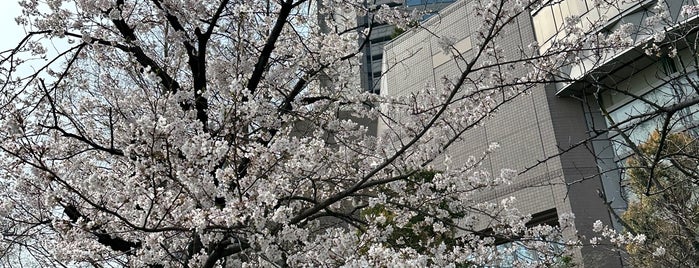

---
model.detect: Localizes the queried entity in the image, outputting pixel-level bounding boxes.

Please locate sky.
[0,1,72,81]
[0,1,26,53]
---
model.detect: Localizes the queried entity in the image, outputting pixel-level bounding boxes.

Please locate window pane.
[532,7,557,43]
[565,0,589,15]
[406,0,423,7]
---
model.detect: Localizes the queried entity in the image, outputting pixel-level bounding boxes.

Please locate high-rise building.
[551,0,699,166]
[380,1,621,265]
[551,1,699,257]
[358,0,456,94]
[379,0,699,266]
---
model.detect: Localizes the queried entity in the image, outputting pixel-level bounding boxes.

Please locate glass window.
[566,0,588,15]
[406,0,423,7]
[585,0,597,10]
[661,56,678,75]
[559,1,572,24]
[606,78,699,160]
[552,3,564,29]
[406,0,454,6]
[532,6,557,44]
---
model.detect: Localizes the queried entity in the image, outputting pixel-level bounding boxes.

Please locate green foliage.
[391,27,405,39]
[390,27,405,39]
[390,21,419,39]
[359,171,458,253]
[555,255,576,268]
[622,130,699,267]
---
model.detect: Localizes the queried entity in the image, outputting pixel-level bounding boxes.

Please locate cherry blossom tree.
[0,0,687,267]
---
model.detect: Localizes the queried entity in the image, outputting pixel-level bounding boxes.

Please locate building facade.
[544,0,699,232]
[376,0,699,266]
[358,0,456,94]
[380,0,699,266]
[552,0,699,163]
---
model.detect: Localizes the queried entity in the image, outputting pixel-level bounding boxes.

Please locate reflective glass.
[532,7,557,43]
[565,0,589,15]
[406,0,423,6]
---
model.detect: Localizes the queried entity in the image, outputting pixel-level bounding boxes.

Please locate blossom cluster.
[0,0,684,267]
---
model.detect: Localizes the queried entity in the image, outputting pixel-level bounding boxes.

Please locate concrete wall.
[380,0,623,266]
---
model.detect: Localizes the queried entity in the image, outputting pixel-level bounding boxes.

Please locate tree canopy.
[0,0,692,267]
[622,131,699,267]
